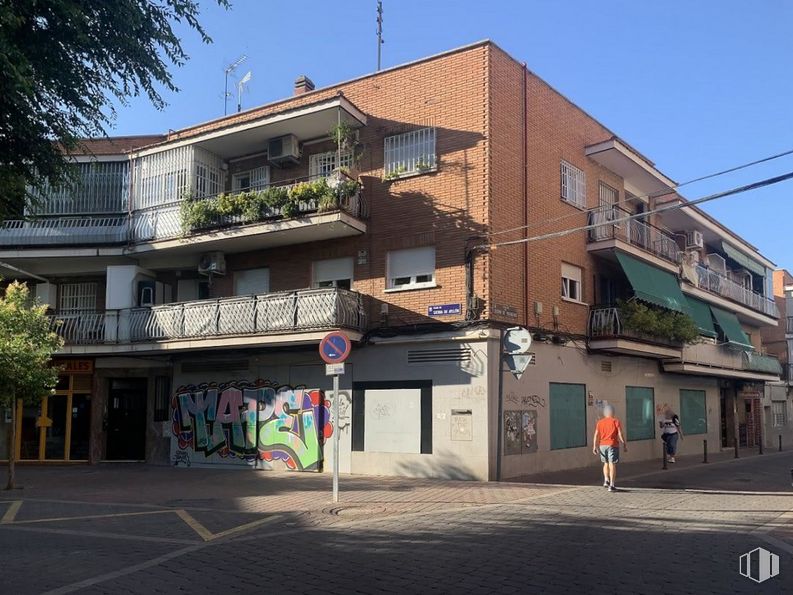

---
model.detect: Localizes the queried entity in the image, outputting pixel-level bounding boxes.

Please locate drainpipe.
[521,63,529,328]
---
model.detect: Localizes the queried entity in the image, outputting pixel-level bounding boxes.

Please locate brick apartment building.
[0,41,784,480]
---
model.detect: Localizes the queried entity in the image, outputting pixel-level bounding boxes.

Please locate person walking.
[659,407,683,462]
[592,405,627,492]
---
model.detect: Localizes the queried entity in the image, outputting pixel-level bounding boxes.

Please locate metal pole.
[376,1,383,71]
[224,69,229,116]
[758,401,764,454]
[733,392,740,459]
[332,372,340,503]
[495,329,505,481]
[703,439,708,463]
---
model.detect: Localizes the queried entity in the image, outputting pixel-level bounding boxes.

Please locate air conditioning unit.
[267,134,300,166]
[198,252,226,276]
[686,230,704,249]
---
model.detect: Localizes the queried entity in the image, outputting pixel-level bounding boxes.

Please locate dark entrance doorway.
[106,378,147,461]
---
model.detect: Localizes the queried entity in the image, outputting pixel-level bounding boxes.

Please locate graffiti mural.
[504,409,538,455]
[504,411,521,455]
[521,410,538,453]
[171,379,333,471]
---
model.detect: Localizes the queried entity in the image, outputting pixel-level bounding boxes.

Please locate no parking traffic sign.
[319,331,351,364]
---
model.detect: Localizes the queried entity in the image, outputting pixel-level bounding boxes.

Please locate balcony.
[48,288,366,354]
[0,215,129,246]
[587,306,682,358]
[588,206,680,270]
[690,264,778,318]
[663,342,781,381]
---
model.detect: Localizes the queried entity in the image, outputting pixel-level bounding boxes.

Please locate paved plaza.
[1,453,793,594]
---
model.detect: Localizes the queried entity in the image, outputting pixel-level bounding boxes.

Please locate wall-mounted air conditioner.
[686,230,704,249]
[267,134,300,166]
[198,252,226,276]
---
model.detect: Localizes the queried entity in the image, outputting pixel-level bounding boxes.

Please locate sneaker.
[668,457,676,463]
[608,485,617,492]
[603,480,610,488]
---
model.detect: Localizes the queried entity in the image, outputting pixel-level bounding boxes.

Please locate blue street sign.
[319,331,351,364]
[428,303,462,317]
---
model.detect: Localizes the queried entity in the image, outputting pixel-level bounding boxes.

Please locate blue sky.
[111,0,793,270]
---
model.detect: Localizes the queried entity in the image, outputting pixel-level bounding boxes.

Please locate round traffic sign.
[319,331,351,364]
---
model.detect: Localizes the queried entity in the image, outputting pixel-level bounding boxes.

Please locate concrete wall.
[496,341,720,479]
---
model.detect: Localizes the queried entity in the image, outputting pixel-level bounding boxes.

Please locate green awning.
[710,305,753,350]
[615,252,688,313]
[743,352,782,375]
[685,297,717,338]
[722,242,766,277]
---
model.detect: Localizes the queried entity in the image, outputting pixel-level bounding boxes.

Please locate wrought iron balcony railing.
[693,264,779,318]
[588,206,681,264]
[48,288,366,347]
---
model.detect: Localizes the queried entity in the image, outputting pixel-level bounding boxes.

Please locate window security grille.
[59,282,98,313]
[384,128,436,176]
[561,161,586,207]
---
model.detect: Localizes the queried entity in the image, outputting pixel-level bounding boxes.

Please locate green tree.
[0,0,228,216]
[0,282,63,489]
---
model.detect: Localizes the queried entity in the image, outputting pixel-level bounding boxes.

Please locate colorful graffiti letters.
[172,380,332,471]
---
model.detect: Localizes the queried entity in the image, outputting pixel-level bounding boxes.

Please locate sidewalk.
[513,448,793,492]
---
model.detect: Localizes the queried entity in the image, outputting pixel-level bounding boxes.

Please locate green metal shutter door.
[550,383,587,450]
[626,386,655,440]
[680,389,707,435]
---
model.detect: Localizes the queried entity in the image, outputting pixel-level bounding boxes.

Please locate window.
[384,127,436,177]
[153,376,171,422]
[59,282,98,313]
[234,268,270,296]
[177,279,209,301]
[549,383,587,449]
[773,401,787,427]
[309,150,353,180]
[232,166,269,192]
[679,389,707,435]
[386,246,436,290]
[626,387,654,440]
[313,257,354,290]
[561,263,583,302]
[560,160,586,208]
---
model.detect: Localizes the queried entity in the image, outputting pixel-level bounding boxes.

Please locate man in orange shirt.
[592,405,627,492]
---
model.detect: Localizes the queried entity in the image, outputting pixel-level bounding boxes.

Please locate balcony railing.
[694,265,779,317]
[588,206,681,264]
[587,305,680,347]
[680,342,781,376]
[48,288,366,346]
[0,176,365,247]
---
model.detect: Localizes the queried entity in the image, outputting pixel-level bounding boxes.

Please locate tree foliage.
[0,0,228,216]
[0,281,63,488]
[618,299,700,344]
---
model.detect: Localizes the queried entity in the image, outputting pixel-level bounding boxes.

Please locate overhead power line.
[486,146,793,239]
[477,170,793,250]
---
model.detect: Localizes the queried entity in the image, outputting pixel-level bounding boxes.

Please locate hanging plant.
[328,122,357,150]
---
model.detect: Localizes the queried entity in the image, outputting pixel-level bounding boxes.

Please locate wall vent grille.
[407,348,472,365]
[601,361,613,373]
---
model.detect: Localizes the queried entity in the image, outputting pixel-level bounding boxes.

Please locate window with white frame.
[232,166,270,192]
[773,401,787,427]
[384,128,436,177]
[560,161,586,208]
[387,246,436,290]
[309,150,353,180]
[59,282,98,313]
[313,257,354,290]
[233,268,270,296]
[561,263,583,302]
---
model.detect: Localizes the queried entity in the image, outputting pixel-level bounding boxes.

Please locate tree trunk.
[6,399,16,490]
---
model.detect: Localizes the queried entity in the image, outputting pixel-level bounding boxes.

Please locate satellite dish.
[503,327,532,354]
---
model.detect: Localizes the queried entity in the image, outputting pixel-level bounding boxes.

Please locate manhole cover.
[323,505,386,517]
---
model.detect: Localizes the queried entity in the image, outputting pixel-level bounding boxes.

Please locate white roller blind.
[389,246,435,279]
[234,268,270,296]
[561,262,582,283]
[313,257,354,284]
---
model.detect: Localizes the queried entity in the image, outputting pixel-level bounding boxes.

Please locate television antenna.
[237,71,252,113]
[224,55,247,115]
[376,1,384,71]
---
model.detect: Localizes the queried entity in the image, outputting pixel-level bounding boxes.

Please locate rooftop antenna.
[224,55,247,115]
[237,71,252,113]
[376,1,384,71]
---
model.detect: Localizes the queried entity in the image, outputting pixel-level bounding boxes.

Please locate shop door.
[106,378,147,461]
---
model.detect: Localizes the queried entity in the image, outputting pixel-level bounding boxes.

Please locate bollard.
[703,439,708,464]
[662,444,668,470]
[780,434,783,452]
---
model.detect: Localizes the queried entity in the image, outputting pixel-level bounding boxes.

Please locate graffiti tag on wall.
[172,379,333,471]
[504,409,538,455]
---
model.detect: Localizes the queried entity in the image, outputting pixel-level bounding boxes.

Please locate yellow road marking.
[0,500,22,524]
[174,509,215,542]
[12,509,174,525]
[211,515,279,539]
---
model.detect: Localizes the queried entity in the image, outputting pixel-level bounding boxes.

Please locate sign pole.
[332,372,340,503]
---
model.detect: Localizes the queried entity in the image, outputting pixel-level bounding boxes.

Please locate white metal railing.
[48,288,366,346]
[29,162,129,215]
[588,207,680,263]
[0,216,128,245]
[588,306,621,338]
[384,127,436,176]
[694,264,779,317]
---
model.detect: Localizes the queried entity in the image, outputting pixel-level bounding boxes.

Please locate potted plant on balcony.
[617,299,700,344]
[329,122,357,151]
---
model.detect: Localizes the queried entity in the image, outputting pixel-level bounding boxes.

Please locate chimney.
[294,75,315,96]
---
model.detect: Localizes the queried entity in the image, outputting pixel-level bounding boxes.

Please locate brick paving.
[1,459,793,594]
